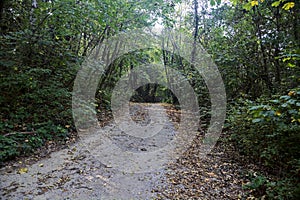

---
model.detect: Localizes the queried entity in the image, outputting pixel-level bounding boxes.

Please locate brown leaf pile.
[154,104,249,199]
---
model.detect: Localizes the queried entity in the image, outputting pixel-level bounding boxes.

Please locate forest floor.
[0,103,255,199]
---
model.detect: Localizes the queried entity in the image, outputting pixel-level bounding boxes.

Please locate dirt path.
[0,103,249,199]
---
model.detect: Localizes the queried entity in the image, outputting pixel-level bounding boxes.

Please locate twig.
[4,131,35,137]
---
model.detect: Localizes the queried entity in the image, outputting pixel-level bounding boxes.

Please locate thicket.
[227,87,300,199]
[205,1,300,198]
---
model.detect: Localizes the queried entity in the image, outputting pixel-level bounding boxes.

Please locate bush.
[243,173,299,200]
[0,121,68,162]
[228,86,300,199]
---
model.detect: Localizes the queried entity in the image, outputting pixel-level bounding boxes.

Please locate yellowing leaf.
[282,2,295,10]
[251,1,259,6]
[18,168,28,174]
[271,1,281,7]
[275,111,281,116]
[288,91,296,96]
[291,117,300,123]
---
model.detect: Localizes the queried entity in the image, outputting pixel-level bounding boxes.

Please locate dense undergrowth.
[227,86,300,199]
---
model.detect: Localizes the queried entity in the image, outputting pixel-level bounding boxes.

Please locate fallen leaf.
[18,168,28,174]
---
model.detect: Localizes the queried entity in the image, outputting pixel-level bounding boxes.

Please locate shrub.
[228,86,300,199]
[0,121,68,162]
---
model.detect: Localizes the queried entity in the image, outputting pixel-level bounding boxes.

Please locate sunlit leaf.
[283,57,291,62]
[243,2,252,10]
[287,63,296,68]
[275,111,281,116]
[271,1,281,7]
[230,0,239,6]
[251,1,259,6]
[282,2,295,10]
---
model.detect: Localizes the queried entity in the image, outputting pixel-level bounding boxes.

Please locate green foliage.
[206,1,300,99]
[228,86,300,198]
[244,173,299,199]
[210,0,222,6]
[0,0,183,163]
[0,121,67,162]
[244,173,268,197]
[230,0,296,11]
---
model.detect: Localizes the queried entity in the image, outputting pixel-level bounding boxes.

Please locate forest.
[1,0,299,199]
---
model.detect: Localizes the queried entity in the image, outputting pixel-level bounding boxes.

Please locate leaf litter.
[0,103,254,199]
